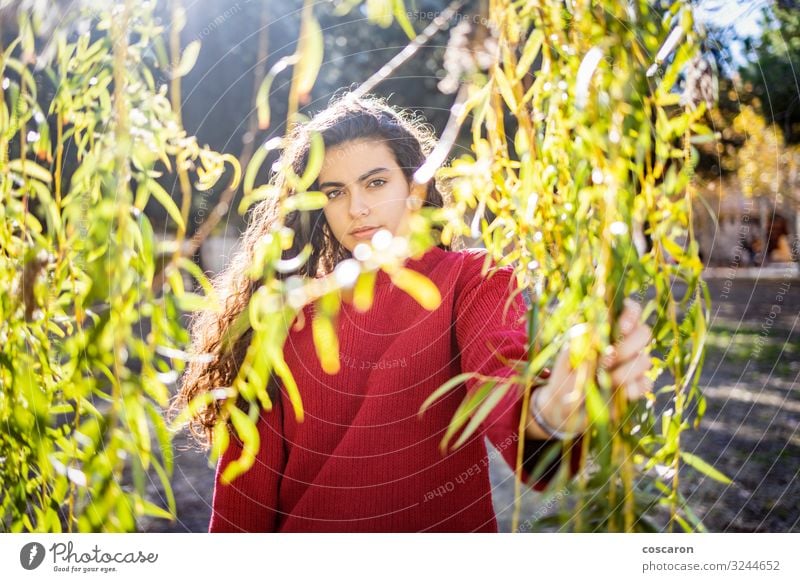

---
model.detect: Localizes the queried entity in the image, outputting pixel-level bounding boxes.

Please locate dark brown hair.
[171,93,455,449]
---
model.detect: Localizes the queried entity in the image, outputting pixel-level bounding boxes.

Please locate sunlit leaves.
[293,2,324,101]
[256,58,295,130]
[0,0,238,533]
[7,158,52,183]
[171,40,200,78]
[220,407,259,485]
[427,0,714,533]
[282,191,328,213]
[312,292,341,375]
[389,267,442,310]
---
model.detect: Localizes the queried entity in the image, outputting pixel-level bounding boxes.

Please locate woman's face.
[318,138,419,252]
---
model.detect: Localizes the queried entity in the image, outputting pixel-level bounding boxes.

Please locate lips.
[350,225,381,235]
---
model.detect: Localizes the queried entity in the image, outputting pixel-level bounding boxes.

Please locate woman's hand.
[526,298,655,440]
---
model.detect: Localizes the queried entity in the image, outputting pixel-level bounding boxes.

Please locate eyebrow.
[319,167,389,190]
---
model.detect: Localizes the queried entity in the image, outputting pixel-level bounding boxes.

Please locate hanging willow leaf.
[8,158,52,183]
[147,179,185,231]
[366,0,393,28]
[452,380,515,449]
[220,407,259,485]
[680,451,732,485]
[440,379,499,452]
[297,130,325,192]
[419,372,480,415]
[516,29,543,80]
[390,267,442,310]
[210,417,231,466]
[256,56,295,130]
[392,0,417,40]
[294,9,323,99]
[271,346,305,423]
[171,40,200,78]
[353,270,377,312]
[312,292,341,374]
[282,191,328,212]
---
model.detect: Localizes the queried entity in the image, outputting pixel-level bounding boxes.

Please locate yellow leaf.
[312,312,340,374]
[390,267,441,310]
[294,10,323,98]
[172,40,200,78]
[283,191,328,212]
[148,180,186,231]
[8,158,52,183]
[221,407,258,485]
[353,270,376,312]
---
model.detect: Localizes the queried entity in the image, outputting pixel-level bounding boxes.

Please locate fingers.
[606,323,652,365]
[609,351,652,390]
[535,384,587,433]
[624,375,654,400]
[618,298,643,336]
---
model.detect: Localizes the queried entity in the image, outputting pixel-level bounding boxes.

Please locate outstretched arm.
[453,250,579,491]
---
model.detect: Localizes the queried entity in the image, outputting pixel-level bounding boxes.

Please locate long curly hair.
[171,93,456,449]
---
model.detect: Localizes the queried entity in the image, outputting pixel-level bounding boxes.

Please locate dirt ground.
[137,270,800,533]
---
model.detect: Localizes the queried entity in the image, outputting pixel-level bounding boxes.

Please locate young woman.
[175,94,654,533]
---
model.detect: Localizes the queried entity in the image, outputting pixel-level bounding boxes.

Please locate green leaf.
[419,372,481,415]
[271,345,305,422]
[243,137,282,197]
[366,0,393,27]
[254,57,295,130]
[148,180,185,231]
[178,257,216,297]
[294,11,323,98]
[256,73,275,130]
[210,419,231,466]
[516,29,543,80]
[149,457,177,518]
[144,400,174,473]
[452,380,515,449]
[220,406,259,485]
[392,0,417,40]
[283,191,328,212]
[238,185,278,215]
[172,40,201,78]
[177,292,221,313]
[135,494,175,521]
[296,130,324,192]
[494,66,518,112]
[441,379,499,452]
[8,158,52,183]
[353,270,377,312]
[169,390,229,430]
[680,451,732,485]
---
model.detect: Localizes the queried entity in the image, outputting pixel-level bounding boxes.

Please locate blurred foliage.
[0,0,238,531]
[730,105,800,203]
[740,0,800,145]
[671,1,800,212]
[425,0,719,532]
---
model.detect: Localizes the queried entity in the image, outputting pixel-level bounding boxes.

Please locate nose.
[348,187,370,218]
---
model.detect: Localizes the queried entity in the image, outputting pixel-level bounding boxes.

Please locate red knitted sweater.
[209,246,576,533]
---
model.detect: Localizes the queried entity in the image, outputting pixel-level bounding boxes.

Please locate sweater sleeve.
[453,249,581,491]
[208,402,286,532]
